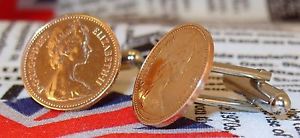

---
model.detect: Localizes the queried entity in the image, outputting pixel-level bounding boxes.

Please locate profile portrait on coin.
[45,19,93,101]
[22,14,122,110]
[137,32,199,117]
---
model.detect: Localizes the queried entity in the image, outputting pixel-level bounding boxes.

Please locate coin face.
[132,24,214,127]
[21,14,121,110]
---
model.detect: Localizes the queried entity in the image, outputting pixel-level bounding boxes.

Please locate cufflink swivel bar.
[196,63,290,115]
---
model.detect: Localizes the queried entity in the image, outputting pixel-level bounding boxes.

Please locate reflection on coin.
[132,24,214,127]
[21,14,121,110]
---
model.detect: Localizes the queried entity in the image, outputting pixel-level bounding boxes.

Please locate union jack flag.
[0,87,236,137]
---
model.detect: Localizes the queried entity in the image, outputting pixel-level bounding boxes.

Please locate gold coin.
[132,24,214,127]
[21,14,121,110]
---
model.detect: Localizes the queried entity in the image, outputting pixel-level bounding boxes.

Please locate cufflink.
[130,24,291,127]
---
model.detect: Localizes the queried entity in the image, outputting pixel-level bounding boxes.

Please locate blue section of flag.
[4,98,43,116]
[89,92,132,110]
[3,92,131,116]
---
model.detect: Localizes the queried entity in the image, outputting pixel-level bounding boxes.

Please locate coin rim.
[132,24,214,127]
[21,14,121,110]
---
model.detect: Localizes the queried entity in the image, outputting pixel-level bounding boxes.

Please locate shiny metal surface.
[196,94,259,112]
[132,24,214,127]
[121,49,144,69]
[21,14,121,110]
[223,75,291,115]
[212,62,272,81]
[131,23,291,127]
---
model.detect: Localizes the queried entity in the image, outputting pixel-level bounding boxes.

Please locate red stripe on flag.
[0,107,138,137]
[0,0,54,21]
[34,110,63,121]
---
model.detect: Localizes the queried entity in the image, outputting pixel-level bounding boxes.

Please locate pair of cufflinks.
[21,14,291,127]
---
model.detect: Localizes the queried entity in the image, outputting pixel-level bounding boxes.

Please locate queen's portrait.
[44,19,93,101]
